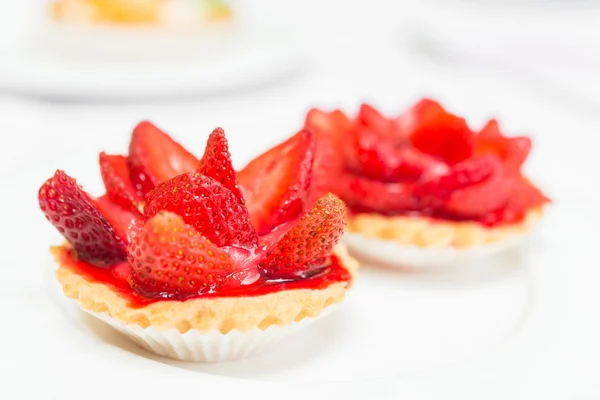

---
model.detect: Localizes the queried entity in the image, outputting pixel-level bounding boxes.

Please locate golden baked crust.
[54,244,358,334]
[347,207,544,249]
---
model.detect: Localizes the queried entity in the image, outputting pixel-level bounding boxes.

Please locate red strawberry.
[128,212,234,299]
[345,126,448,182]
[305,108,351,205]
[337,173,417,213]
[197,127,245,205]
[479,177,550,225]
[144,172,258,248]
[238,130,315,235]
[414,154,501,208]
[38,170,127,267]
[358,103,394,138]
[444,167,514,217]
[408,101,475,164]
[260,193,346,279]
[99,153,143,214]
[393,98,445,138]
[128,121,199,198]
[414,154,514,216]
[476,119,532,171]
[95,194,143,243]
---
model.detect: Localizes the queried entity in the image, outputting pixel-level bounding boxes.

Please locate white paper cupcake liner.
[79,305,335,363]
[343,231,530,270]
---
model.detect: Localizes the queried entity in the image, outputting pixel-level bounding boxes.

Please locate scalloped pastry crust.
[54,243,358,334]
[346,207,544,249]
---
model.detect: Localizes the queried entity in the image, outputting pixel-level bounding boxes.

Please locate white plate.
[0,149,541,398]
[0,20,307,100]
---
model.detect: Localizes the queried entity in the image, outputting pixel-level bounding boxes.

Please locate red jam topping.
[55,246,350,308]
[304,100,550,227]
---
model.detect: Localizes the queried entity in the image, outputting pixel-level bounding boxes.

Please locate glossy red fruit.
[238,130,315,235]
[393,98,446,138]
[476,119,532,171]
[479,177,550,225]
[128,212,234,299]
[443,167,514,217]
[345,126,448,182]
[408,102,475,164]
[95,194,143,243]
[414,154,502,210]
[260,193,346,279]
[128,121,199,198]
[38,170,127,267]
[144,172,258,248]
[99,153,143,214]
[197,127,245,205]
[304,108,351,206]
[337,173,417,213]
[358,103,393,138]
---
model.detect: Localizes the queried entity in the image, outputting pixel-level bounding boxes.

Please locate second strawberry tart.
[40,123,357,362]
[303,99,550,268]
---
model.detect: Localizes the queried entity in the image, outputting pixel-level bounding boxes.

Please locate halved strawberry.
[128,121,199,198]
[95,194,143,243]
[144,172,258,248]
[238,130,315,235]
[478,177,549,225]
[358,103,394,138]
[197,127,245,205]
[476,119,532,171]
[99,153,143,214]
[38,170,128,267]
[337,173,417,213]
[415,154,510,215]
[304,108,351,206]
[408,102,475,164]
[259,193,346,279]
[128,212,234,299]
[345,126,448,182]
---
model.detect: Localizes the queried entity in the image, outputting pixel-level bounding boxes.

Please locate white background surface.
[1,0,600,399]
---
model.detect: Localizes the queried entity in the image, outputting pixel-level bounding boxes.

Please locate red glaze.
[55,246,351,309]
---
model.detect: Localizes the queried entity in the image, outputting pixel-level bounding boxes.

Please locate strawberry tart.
[40,123,357,362]
[303,99,550,268]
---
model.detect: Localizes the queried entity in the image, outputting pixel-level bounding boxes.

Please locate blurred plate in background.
[0,20,307,101]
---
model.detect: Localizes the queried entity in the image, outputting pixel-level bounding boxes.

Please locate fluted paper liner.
[53,244,357,362]
[344,208,544,269]
[84,306,334,362]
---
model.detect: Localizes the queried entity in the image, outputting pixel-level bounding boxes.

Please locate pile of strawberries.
[305,99,549,225]
[38,123,346,299]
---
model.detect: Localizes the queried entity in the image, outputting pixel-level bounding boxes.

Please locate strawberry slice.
[444,168,514,217]
[408,101,475,164]
[144,172,258,248]
[305,108,351,206]
[128,212,234,299]
[345,126,448,182]
[128,121,199,198]
[478,177,550,225]
[99,153,143,214]
[38,170,128,267]
[260,193,346,279]
[358,103,394,138]
[337,173,417,213]
[238,130,315,235]
[95,194,143,243]
[476,119,532,171]
[414,154,510,215]
[197,127,245,204]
